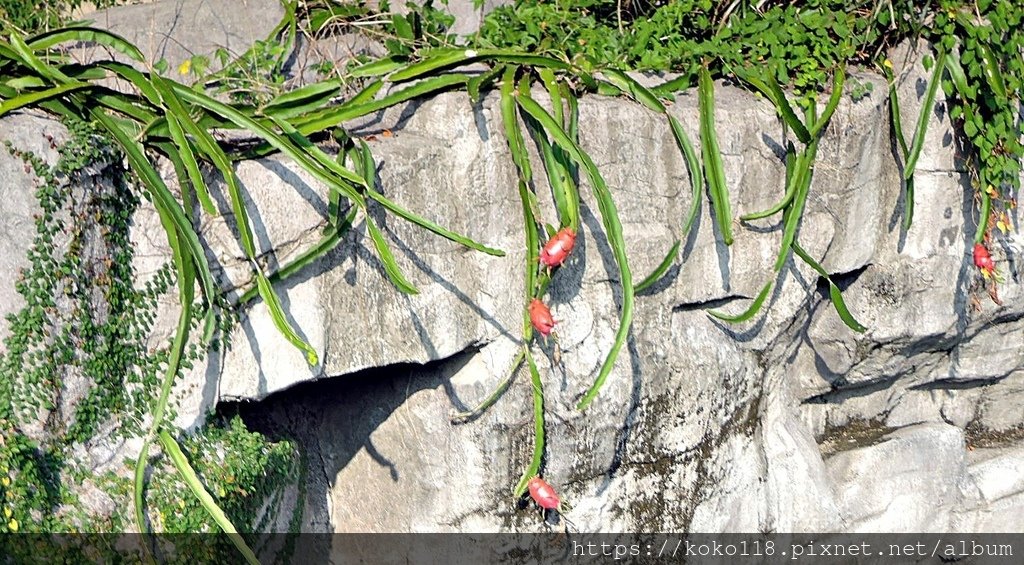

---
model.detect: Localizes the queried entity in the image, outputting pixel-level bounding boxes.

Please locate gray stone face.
[189,42,1023,533]
[2,1,1023,535]
[78,0,284,75]
[0,112,65,346]
[825,423,973,532]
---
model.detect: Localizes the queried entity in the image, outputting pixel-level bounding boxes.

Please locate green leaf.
[261,79,341,117]
[698,67,734,246]
[731,66,776,105]
[346,78,384,106]
[741,142,797,221]
[523,98,579,232]
[388,48,470,82]
[668,115,703,238]
[3,75,47,89]
[599,69,666,113]
[500,68,534,186]
[634,240,680,293]
[134,186,197,541]
[513,347,545,497]
[808,66,845,139]
[537,67,563,125]
[94,60,161,106]
[500,68,543,331]
[791,242,867,333]
[240,207,358,304]
[467,64,504,104]
[27,26,145,62]
[364,211,419,295]
[155,76,252,252]
[290,74,469,137]
[977,44,1007,99]
[161,112,218,216]
[266,114,369,189]
[157,431,260,565]
[8,33,74,83]
[650,74,691,97]
[387,48,570,83]
[451,349,525,424]
[254,269,321,363]
[765,71,812,144]
[276,114,505,257]
[883,64,910,159]
[258,115,423,294]
[359,143,505,256]
[903,49,946,178]
[348,56,406,78]
[944,52,973,100]
[974,190,991,244]
[308,3,369,33]
[708,281,773,323]
[90,107,217,313]
[773,140,818,272]
[0,82,90,117]
[392,13,415,41]
[515,90,634,411]
[897,49,945,232]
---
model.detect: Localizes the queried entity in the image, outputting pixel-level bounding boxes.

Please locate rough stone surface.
[75,0,284,75]
[0,112,65,345]
[825,422,973,532]
[2,2,1023,536]
[216,40,1024,534]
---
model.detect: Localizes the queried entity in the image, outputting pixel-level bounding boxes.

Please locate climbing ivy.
[931,1,1024,245]
[0,120,294,551]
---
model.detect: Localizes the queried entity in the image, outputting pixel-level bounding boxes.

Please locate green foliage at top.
[476,0,920,94]
[932,1,1023,241]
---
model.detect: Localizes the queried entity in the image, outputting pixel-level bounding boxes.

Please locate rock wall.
[209,41,1024,532]
[1,1,1022,536]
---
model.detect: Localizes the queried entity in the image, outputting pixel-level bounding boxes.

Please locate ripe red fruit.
[539,228,577,268]
[527,476,560,510]
[528,299,556,336]
[973,243,995,273]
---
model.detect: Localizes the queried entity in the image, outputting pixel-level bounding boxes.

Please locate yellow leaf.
[7,518,17,532]
[997,220,1008,233]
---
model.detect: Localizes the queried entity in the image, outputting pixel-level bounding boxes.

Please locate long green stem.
[158,431,260,565]
[134,228,194,536]
[698,67,734,246]
[513,348,545,497]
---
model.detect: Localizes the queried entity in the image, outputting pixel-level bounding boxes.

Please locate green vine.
[0,118,295,558]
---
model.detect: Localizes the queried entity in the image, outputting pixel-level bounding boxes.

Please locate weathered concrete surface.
[3,1,1023,536]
